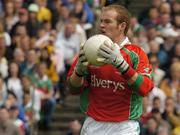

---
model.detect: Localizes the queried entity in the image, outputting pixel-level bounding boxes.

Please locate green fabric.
[122,48,139,70]
[129,74,144,91]
[144,68,154,79]
[36,79,53,92]
[80,88,90,114]
[122,48,143,119]
[129,91,143,120]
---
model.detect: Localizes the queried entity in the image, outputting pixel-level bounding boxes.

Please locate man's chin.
[100,32,108,36]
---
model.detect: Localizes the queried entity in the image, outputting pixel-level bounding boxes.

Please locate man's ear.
[118,22,126,32]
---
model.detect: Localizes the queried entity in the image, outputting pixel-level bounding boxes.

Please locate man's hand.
[97,40,129,73]
[75,45,88,77]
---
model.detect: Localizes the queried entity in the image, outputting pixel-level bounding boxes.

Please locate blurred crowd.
[0,0,179,135]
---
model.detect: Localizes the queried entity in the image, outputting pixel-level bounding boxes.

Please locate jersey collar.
[119,37,131,49]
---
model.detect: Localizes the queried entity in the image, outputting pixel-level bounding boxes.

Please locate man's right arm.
[66,58,85,94]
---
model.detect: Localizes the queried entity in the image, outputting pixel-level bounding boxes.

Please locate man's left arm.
[98,42,154,96]
[122,64,154,96]
[121,47,154,96]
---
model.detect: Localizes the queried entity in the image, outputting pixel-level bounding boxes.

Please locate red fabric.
[138,76,154,96]
[122,44,154,96]
[67,44,154,122]
[123,66,136,79]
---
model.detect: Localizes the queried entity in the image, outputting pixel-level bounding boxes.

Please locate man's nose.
[100,22,105,28]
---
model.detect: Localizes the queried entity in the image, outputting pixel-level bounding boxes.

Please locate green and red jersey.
[67,44,154,122]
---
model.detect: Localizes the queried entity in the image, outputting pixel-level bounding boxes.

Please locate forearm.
[122,66,154,96]
[70,71,84,86]
[67,71,84,94]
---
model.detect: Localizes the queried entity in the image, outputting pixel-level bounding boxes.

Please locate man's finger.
[98,49,111,58]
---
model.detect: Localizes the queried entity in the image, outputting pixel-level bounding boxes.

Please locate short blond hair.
[102,5,131,35]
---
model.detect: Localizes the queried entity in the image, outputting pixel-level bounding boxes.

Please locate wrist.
[116,59,129,73]
[122,66,136,79]
[75,70,83,77]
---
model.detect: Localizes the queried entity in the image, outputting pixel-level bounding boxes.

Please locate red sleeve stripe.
[123,66,136,80]
[138,76,154,96]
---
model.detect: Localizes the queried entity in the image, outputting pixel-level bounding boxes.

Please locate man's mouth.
[100,30,106,34]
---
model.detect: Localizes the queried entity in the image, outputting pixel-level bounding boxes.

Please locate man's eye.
[104,20,111,23]
[101,19,112,24]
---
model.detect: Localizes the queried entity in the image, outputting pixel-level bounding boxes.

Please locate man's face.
[99,10,121,42]
[0,108,9,122]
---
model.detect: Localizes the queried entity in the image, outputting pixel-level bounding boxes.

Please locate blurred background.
[0,0,179,135]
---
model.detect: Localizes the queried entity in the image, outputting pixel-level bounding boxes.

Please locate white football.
[83,34,113,66]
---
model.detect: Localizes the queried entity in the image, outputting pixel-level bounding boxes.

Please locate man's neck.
[114,35,126,44]
[118,36,127,45]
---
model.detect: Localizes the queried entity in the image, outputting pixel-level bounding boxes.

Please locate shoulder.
[123,44,149,62]
[124,44,146,54]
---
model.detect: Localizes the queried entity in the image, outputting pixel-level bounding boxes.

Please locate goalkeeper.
[67,4,154,135]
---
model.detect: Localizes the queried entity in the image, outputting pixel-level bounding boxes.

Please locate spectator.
[152,97,162,112]
[15,24,28,37]
[141,7,161,27]
[0,106,20,135]
[160,62,180,99]
[0,75,7,107]
[172,42,180,63]
[7,62,23,105]
[56,21,81,105]
[175,91,180,115]
[157,125,170,135]
[9,105,25,135]
[0,34,8,79]
[157,13,178,38]
[149,87,166,113]
[40,47,59,95]
[56,22,80,70]
[73,0,87,25]
[151,108,170,131]
[27,3,41,38]
[10,8,29,37]
[140,117,158,135]
[56,4,70,32]
[5,91,25,122]
[160,34,178,67]
[21,75,41,123]
[20,49,38,83]
[130,16,145,37]
[0,21,11,46]
[3,1,19,33]
[35,62,56,129]
[13,48,25,67]
[146,25,164,44]
[140,97,152,125]
[138,0,163,23]
[13,0,23,16]
[36,0,52,23]
[162,97,180,132]
[69,13,87,45]
[159,2,171,14]
[171,1,180,16]
[149,55,165,87]
[148,40,168,68]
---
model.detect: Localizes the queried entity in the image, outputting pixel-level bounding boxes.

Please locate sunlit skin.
[99,9,126,44]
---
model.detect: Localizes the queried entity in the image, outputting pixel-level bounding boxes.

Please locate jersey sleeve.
[122,45,154,96]
[66,57,89,95]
